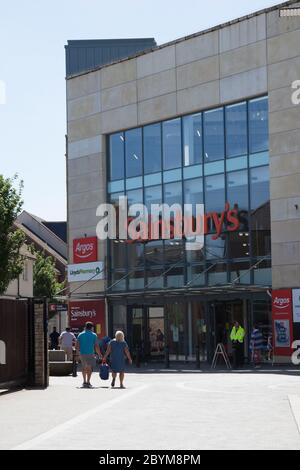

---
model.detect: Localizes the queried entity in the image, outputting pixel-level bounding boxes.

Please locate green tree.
[32,249,65,299]
[0,174,25,295]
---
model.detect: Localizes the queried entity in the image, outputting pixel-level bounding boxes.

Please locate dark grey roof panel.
[65,38,157,77]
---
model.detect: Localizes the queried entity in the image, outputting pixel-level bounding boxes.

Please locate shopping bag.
[99,362,110,381]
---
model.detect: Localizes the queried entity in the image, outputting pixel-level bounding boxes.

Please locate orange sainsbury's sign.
[124,202,240,243]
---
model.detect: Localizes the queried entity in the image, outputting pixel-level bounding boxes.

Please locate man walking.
[250,324,264,368]
[230,321,245,369]
[76,322,101,388]
[49,326,60,350]
[59,327,76,361]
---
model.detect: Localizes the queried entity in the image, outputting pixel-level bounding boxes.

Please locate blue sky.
[0,0,281,220]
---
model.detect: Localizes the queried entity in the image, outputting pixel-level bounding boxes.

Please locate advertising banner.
[293,289,300,323]
[73,237,98,264]
[68,261,104,283]
[68,300,106,337]
[272,289,293,356]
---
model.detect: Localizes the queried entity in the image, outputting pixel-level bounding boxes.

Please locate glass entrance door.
[165,303,186,361]
[131,307,144,356]
[147,307,165,361]
[128,306,165,362]
[212,299,245,358]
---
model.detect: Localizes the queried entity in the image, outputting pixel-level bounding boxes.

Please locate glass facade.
[108,96,270,292]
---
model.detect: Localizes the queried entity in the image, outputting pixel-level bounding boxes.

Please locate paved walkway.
[1,367,300,450]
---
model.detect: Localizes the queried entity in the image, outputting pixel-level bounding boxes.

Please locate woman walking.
[104,331,132,389]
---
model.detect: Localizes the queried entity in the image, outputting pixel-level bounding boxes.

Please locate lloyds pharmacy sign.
[68,261,104,283]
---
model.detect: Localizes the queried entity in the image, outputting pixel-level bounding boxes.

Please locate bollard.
[72,349,78,377]
[195,345,201,369]
[165,345,170,369]
[135,345,141,368]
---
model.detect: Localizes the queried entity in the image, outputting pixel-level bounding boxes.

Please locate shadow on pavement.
[122,362,300,376]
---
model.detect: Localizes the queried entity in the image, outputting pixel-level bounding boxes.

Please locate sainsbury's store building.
[66,1,300,364]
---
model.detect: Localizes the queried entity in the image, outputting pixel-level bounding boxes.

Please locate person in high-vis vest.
[230,321,245,368]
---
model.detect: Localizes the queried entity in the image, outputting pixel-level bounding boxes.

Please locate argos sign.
[272,289,293,357]
[273,295,291,312]
[73,237,98,264]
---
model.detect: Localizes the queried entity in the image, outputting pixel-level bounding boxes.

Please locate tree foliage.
[32,249,65,299]
[0,174,25,295]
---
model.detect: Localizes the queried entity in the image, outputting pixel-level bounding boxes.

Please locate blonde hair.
[115,330,125,342]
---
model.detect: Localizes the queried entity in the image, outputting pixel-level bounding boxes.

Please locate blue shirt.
[77,330,97,355]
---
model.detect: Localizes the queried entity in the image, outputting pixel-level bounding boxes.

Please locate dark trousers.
[232,342,244,368]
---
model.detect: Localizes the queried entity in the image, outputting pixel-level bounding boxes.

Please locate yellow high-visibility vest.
[230,326,245,343]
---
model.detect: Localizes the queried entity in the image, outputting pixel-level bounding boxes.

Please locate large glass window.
[228,233,250,259]
[227,170,249,231]
[183,113,203,166]
[203,108,225,162]
[145,185,162,212]
[127,189,144,242]
[229,260,251,284]
[110,271,127,292]
[205,174,225,213]
[184,178,203,206]
[145,241,164,267]
[206,235,227,260]
[164,181,182,207]
[111,241,127,269]
[226,102,247,158]
[250,166,271,258]
[184,178,204,241]
[112,305,127,334]
[127,188,143,207]
[129,271,145,290]
[108,97,270,291]
[207,263,227,285]
[125,128,142,178]
[164,182,182,241]
[249,97,269,154]
[165,240,185,289]
[144,123,162,174]
[163,119,182,170]
[109,132,124,181]
[250,166,270,210]
[127,243,144,268]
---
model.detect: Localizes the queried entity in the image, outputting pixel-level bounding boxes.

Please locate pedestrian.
[49,326,60,350]
[104,331,132,389]
[230,321,245,369]
[156,329,164,353]
[250,324,264,368]
[59,327,76,361]
[267,332,273,362]
[76,322,101,388]
[99,335,111,357]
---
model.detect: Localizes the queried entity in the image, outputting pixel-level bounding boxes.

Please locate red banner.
[272,289,293,357]
[73,237,98,264]
[68,300,106,337]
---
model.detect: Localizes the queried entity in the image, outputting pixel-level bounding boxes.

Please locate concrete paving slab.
[0,370,300,450]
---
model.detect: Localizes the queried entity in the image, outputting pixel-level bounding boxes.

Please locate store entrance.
[148,307,165,360]
[130,306,165,362]
[212,299,247,359]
